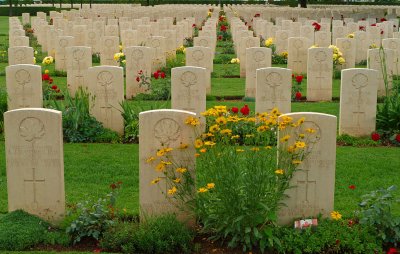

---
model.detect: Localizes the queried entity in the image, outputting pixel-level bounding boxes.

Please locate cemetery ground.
[2,14,400,254]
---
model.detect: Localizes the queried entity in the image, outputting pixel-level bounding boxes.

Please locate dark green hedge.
[3,6,76,16]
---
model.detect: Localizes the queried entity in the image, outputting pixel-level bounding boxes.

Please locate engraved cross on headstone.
[296,169,316,205]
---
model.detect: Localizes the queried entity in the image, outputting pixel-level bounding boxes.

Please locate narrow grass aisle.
[0,142,398,217]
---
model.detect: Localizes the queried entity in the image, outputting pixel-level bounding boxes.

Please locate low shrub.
[100,214,194,254]
[120,101,140,143]
[0,210,68,251]
[272,218,383,253]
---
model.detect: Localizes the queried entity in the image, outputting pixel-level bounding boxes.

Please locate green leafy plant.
[51,87,119,143]
[272,217,383,254]
[100,214,194,254]
[120,101,140,143]
[357,185,400,247]
[0,87,7,133]
[66,181,122,244]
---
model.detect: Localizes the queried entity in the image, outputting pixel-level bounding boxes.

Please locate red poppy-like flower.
[153,71,159,79]
[254,13,260,17]
[295,92,302,100]
[395,134,400,142]
[160,72,166,79]
[192,24,196,28]
[348,185,356,190]
[295,75,303,83]
[380,18,387,22]
[312,22,321,31]
[51,85,58,90]
[136,76,140,82]
[348,220,355,227]
[231,107,239,113]
[371,23,377,26]
[240,105,250,115]
[218,35,223,40]
[48,78,53,84]
[42,74,50,81]
[220,25,227,32]
[139,70,143,74]
[371,132,380,141]
[361,18,366,21]
[110,183,117,190]
[387,248,398,254]
[359,26,365,31]
[292,74,295,78]
[381,30,384,35]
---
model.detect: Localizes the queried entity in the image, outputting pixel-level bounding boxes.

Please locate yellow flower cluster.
[330,211,342,220]
[185,116,200,126]
[42,56,54,65]
[198,183,215,193]
[280,51,288,59]
[177,45,186,54]
[346,33,354,38]
[114,52,124,61]
[329,45,345,65]
[119,44,123,52]
[201,105,228,117]
[265,37,274,47]
[230,58,240,64]
[369,43,378,49]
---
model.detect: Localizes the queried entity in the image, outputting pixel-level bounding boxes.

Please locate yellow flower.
[331,211,342,220]
[347,33,354,38]
[198,187,208,193]
[204,141,216,146]
[306,128,316,133]
[194,139,203,148]
[200,148,207,153]
[297,117,305,125]
[220,129,232,135]
[230,58,237,64]
[299,133,305,139]
[173,178,181,183]
[44,69,49,74]
[176,167,187,173]
[34,50,38,55]
[236,149,244,152]
[280,135,290,142]
[179,143,189,149]
[156,149,165,157]
[370,43,378,49]
[251,147,260,152]
[265,37,274,47]
[206,183,215,189]
[207,11,212,17]
[146,156,155,163]
[151,177,161,184]
[292,160,302,165]
[185,116,200,126]
[161,160,172,165]
[287,145,295,153]
[281,51,288,58]
[33,57,36,64]
[257,125,269,132]
[155,163,166,172]
[122,59,126,64]
[164,147,173,152]
[231,135,240,139]
[216,116,227,125]
[119,44,123,51]
[333,53,338,61]
[265,146,272,149]
[295,141,306,149]
[209,124,220,133]
[114,53,120,61]
[338,57,345,64]
[168,186,177,195]
[195,153,200,157]
[275,169,284,175]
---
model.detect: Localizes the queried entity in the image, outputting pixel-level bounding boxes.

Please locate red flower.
[359,26,365,31]
[56,89,60,93]
[42,74,50,81]
[380,18,387,22]
[291,73,295,78]
[254,13,260,17]
[361,18,366,21]
[371,132,380,141]
[371,23,377,26]
[110,183,117,190]
[192,24,196,28]
[387,248,398,254]
[231,107,239,114]
[139,70,143,74]
[295,75,303,83]
[51,85,58,90]
[348,220,355,227]
[48,78,53,84]
[395,134,400,142]
[93,248,102,253]
[335,239,340,245]
[312,22,321,31]
[136,76,140,82]
[240,105,250,115]
[220,25,227,32]
[295,92,302,100]
[153,72,159,79]
[381,30,384,35]
[348,185,356,190]
[160,72,166,79]
[248,25,252,29]
[218,35,223,41]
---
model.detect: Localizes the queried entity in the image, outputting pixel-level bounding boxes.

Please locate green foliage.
[337,134,381,147]
[66,182,122,244]
[0,87,7,132]
[120,101,140,143]
[0,210,68,251]
[100,214,194,254]
[272,218,383,253]
[51,88,120,143]
[357,185,400,246]
[213,53,232,64]
[134,78,171,101]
